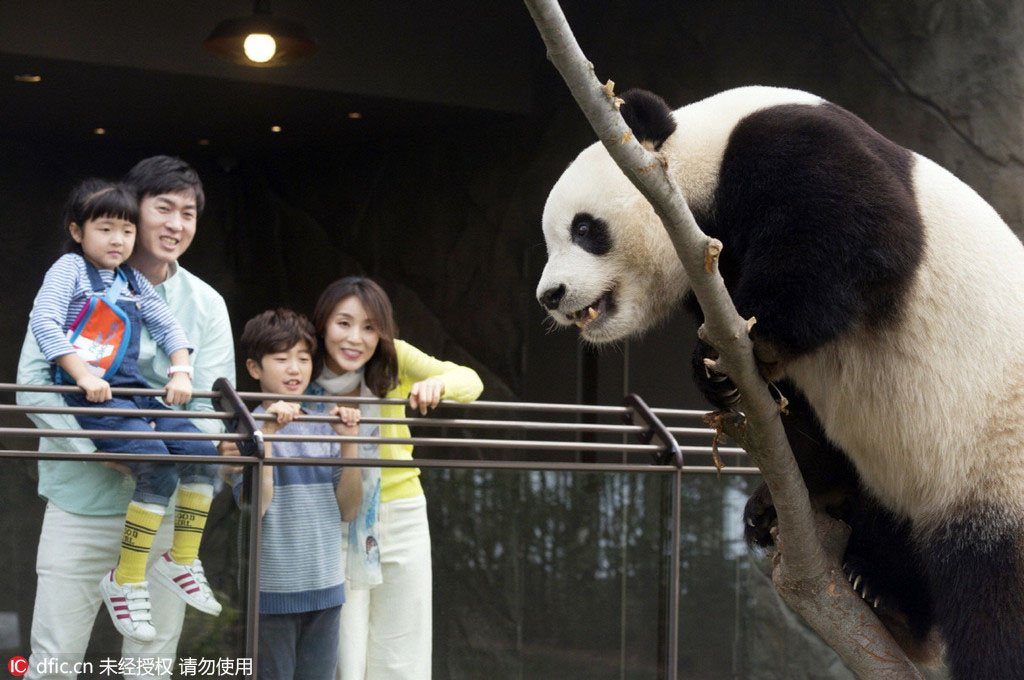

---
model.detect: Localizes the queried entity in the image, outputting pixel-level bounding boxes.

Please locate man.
[18,156,235,680]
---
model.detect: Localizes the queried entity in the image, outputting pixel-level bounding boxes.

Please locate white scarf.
[314,365,364,395]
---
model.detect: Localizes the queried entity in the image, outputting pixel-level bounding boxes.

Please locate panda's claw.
[719,388,741,404]
[852,575,863,592]
[872,596,881,609]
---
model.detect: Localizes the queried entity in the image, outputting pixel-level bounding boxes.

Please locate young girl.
[307,276,483,680]
[29,178,221,645]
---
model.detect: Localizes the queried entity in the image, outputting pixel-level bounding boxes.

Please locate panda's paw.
[703,370,741,408]
[842,558,883,610]
[743,483,777,549]
[692,340,742,409]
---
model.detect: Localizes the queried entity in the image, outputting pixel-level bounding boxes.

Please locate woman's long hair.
[312,276,399,397]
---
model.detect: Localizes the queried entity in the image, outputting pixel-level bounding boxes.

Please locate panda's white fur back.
[788,152,1024,528]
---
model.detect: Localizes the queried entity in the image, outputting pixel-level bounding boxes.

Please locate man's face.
[135,191,198,264]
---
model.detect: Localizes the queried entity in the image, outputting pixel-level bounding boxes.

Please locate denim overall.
[63,262,217,506]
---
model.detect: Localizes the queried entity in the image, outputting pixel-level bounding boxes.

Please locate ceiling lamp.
[204,0,317,68]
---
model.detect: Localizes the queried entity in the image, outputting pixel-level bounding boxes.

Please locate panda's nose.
[539,284,566,310]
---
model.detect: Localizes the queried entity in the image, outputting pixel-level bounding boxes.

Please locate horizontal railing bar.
[0,404,718,438]
[0,426,745,455]
[238,391,634,414]
[1,384,711,419]
[1,426,243,441]
[0,449,759,475]
[2,383,183,397]
[258,435,745,455]
[0,403,227,419]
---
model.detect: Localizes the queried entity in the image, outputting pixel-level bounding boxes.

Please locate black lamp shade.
[204,14,317,67]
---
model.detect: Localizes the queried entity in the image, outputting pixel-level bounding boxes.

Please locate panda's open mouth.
[569,290,614,329]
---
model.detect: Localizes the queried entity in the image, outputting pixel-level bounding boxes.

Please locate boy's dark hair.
[62,179,139,255]
[123,155,205,215]
[311,276,399,398]
[240,308,317,364]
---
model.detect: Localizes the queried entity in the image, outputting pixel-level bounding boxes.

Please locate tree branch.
[523,1,923,677]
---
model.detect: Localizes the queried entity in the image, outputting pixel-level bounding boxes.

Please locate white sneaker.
[99,569,156,643]
[149,552,222,616]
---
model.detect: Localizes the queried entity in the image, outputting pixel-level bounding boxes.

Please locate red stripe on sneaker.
[117,614,131,619]
[186,587,200,594]
[178,580,196,589]
[173,573,190,582]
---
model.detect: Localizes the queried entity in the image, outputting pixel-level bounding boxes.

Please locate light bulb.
[243,33,276,63]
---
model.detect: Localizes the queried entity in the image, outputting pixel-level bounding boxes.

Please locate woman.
[308,276,483,680]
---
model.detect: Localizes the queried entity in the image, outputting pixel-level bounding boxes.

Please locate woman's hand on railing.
[408,378,445,415]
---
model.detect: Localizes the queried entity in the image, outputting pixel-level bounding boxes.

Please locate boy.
[234,308,362,680]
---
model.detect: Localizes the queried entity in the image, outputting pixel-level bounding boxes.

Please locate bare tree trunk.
[522,1,924,678]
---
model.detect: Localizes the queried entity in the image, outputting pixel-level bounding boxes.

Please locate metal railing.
[0,380,759,679]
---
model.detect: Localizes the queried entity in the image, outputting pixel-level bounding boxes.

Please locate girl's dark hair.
[240,308,318,364]
[62,179,139,255]
[123,155,205,215]
[312,277,399,398]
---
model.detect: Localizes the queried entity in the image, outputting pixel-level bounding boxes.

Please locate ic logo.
[8,656,28,676]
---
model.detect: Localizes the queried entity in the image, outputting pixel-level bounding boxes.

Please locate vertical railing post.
[213,378,264,679]
[623,393,684,678]
[668,467,682,679]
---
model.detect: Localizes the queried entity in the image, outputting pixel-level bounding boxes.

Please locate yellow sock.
[169,486,213,564]
[116,502,164,585]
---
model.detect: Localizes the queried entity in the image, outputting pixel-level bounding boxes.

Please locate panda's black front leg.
[743,482,777,548]
[739,387,862,549]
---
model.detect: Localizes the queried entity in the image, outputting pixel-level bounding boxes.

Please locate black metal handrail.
[1,379,757,679]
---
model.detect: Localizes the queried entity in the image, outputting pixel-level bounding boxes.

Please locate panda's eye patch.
[570,213,611,255]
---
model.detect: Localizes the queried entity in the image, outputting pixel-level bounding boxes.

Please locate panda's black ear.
[619,89,677,151]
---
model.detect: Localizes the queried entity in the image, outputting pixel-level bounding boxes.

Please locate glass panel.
[2,456,248,677]
[429,468,675,679]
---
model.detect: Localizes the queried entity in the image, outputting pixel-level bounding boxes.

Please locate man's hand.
[218,440,244,477]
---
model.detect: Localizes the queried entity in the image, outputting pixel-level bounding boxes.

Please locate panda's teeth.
[588,307,599,320]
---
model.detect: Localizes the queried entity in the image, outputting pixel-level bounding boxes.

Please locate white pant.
[27,502,185,680]
[337,495,432,680]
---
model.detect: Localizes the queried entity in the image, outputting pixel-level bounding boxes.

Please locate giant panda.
[535,86,1024,680]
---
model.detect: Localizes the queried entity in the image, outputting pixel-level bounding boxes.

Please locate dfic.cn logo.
[8,656,28,676]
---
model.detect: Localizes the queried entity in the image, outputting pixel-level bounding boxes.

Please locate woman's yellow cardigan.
[378,339,483,501]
